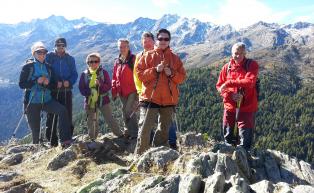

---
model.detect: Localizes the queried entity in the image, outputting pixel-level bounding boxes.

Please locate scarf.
[88,67,99,109]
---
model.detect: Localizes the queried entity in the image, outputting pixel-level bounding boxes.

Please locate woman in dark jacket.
[79,52,123,140]
[19,41,72,147]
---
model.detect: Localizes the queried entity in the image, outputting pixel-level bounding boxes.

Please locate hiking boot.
[61,139,74,149]
[169,143,178,150]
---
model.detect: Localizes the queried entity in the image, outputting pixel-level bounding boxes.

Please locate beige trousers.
[120,92,139,138]
[134,106,173,155]
[86,103,123,140]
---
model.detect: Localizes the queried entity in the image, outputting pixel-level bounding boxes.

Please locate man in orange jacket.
[216,42,259,151]
[135,29,186,155]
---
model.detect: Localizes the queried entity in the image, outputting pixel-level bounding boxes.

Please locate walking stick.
[233,96,242,146]
[39,83,47,144]
[49,88,60,145]
[10,90,36,142]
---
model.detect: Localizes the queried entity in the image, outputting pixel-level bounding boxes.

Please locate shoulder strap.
[83,69,90,85]
[25,59,35,81]
[97,67,105,82]
[226,62,232,75]
[127,54,135,70]
[44,62,52,79]
[244,59,252,72]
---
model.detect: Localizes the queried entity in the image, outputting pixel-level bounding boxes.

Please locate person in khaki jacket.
[135,28,186,155]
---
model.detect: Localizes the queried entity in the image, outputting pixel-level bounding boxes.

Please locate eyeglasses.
[56,44,65,48]
[36,50,47,55]
[157,37,170,42]
[88,60,100,64]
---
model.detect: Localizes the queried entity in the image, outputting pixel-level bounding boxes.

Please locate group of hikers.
[18,28,259,154]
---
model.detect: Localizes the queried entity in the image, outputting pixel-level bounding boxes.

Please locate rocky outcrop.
[47,148,77,170]
[0,132,313,193]
[1,153,23,166]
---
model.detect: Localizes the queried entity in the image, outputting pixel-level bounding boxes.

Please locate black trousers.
[46,90,73,146]
[26,100,71,144]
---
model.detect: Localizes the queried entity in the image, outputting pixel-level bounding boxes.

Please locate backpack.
[117,53,135,70]
[83,68,105,86]
[227,59,260,99]
[25,58,52,81]
[23,58,52,103]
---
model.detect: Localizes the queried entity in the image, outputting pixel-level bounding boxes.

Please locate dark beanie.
[55,38,67,47]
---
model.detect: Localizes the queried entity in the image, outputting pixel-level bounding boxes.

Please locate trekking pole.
[173,107,181,133]
[93,85,100,140]
[233,96,242,146]
[39,78,47,144]
[49,88,60,145]
[64,81,67,106]
[126,100,140,122]
[148,59,165,144]
[11,89,37,141]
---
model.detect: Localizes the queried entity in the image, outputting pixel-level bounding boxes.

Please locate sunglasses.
[56,44,65,48]
[36,50,47,55]
[88,60,100,64]
[157,37,170,42]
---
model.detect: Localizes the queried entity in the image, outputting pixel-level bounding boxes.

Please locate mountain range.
[0,14,313,82]
[0,14,313,142]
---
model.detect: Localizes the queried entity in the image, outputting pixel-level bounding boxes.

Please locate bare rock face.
[6,144,38,154]
[3,182,42,193]
[1,133,313,193]
[47,149,77,171]
[0,171,18,182]
[131,146,180,173]
[204,172,225,193]
[299,160,314,185]
[132,175,165,193]
[178,174,202,193]
[180,132,206,147]
[250,180,275,193]
[173,152,217,178]
[292,185,314,193]
[1,153,23,166]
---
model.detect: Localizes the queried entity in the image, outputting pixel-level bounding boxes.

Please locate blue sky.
[1,0,313,29]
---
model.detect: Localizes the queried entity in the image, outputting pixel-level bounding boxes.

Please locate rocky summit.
[0,132,313,193]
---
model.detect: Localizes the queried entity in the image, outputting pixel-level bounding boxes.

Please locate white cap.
[31,41,48,55]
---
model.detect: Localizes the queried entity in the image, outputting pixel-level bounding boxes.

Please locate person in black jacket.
[19,41,72,148]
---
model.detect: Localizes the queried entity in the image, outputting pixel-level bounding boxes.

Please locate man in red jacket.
[112,39,138,139]
[216,42,259,151]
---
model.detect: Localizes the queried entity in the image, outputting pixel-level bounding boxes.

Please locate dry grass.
[1,145,125,193]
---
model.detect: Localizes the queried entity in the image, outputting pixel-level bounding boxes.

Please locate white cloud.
[192,13,216,23]
[214,0,290,29]
[151,0,179,9]
[293,15,312,23]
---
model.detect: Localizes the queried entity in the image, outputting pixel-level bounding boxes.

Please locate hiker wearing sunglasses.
[134,29,186,155]
[133,31,178,150]
[46,38,78,146]
[112,39,138,139]
[216,42,259,151]
[19,41,72,147]
[79,53,123,140]
[45,37,78,147]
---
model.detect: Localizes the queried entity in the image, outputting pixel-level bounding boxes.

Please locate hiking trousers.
[86,103,123,140]
[135,106,173,155]
[223,110,255,150]
[120,92,138,138]
[26,100,71,144]
[46,90,73,146]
